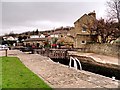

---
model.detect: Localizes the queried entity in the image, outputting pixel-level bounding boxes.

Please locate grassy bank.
[0,57,2,89]
[1,56,52,89]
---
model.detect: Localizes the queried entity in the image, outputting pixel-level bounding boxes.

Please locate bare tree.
[95,18,120,43]
[106,0,120,23]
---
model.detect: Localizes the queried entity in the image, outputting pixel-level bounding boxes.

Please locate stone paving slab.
[0,50,119,88]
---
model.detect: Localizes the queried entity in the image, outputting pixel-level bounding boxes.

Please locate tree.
[23,36,27,40]
[25,32,28,35]
[106,0,120,23]
[52,37,58,44]
[18,36,23,43]
[96,19,120,43]
[8,31,16,37]
[35,29,39,35]
[32,31,35,35]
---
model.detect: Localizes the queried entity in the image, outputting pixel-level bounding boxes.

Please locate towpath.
[0,50,119,88]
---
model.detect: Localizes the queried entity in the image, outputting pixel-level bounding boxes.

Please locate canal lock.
[51,57,120,81]
[33,48,120,80]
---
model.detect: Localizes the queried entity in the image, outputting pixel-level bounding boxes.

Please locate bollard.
[5,49,8,57]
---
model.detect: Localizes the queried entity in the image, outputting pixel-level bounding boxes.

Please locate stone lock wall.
[85,44,120,57]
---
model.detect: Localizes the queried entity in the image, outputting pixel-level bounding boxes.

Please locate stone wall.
[75,35,92,48]
[82,44,120,57]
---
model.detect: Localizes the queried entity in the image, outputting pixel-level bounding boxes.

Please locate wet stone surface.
[0,50,119,88]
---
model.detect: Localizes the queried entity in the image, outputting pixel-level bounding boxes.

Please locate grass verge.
[0,56,2,89]
[1,56,52,89]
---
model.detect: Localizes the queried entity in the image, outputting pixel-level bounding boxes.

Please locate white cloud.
[28,20,73,29]
[1,0,108,2]
[1,20,73,35]
[97,6,106,19]
[2,26,36,35]
[1,1,109,35]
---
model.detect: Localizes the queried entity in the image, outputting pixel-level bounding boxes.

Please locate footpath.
[0,50,120,88]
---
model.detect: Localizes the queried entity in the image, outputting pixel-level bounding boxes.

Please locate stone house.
[68,11,97,48]
[51,27,71,38]
[23,38,46,47]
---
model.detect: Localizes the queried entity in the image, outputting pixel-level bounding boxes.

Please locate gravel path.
[0,50,119,88]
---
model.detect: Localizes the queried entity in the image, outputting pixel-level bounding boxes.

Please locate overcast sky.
[0,0,109,35]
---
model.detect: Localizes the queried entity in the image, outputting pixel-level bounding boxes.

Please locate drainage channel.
[51,58,120,80]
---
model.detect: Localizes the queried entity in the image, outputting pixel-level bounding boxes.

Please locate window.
[82,27,87,32]
[81,41,86,44]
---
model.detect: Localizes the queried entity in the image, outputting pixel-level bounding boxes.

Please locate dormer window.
[82,27,87,32]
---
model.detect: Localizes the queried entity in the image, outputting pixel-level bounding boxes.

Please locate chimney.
[88,10,96,18]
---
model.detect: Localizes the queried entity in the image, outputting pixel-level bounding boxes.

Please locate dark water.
[51,58,120,80]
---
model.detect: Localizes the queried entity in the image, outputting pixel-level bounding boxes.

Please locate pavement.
[0,50,120,88]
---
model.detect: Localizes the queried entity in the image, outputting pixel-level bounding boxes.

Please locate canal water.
[51,58,120,80]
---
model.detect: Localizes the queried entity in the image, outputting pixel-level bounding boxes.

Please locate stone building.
[68,11,97,48]
[23,38,46,47]
[22,11,97,48]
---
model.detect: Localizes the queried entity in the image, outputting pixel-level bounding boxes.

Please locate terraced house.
[68,11,97,48]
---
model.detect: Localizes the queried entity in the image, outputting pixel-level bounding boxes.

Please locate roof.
[74,11,96,24]
[24,38,46,42]
[74,14,87,24]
